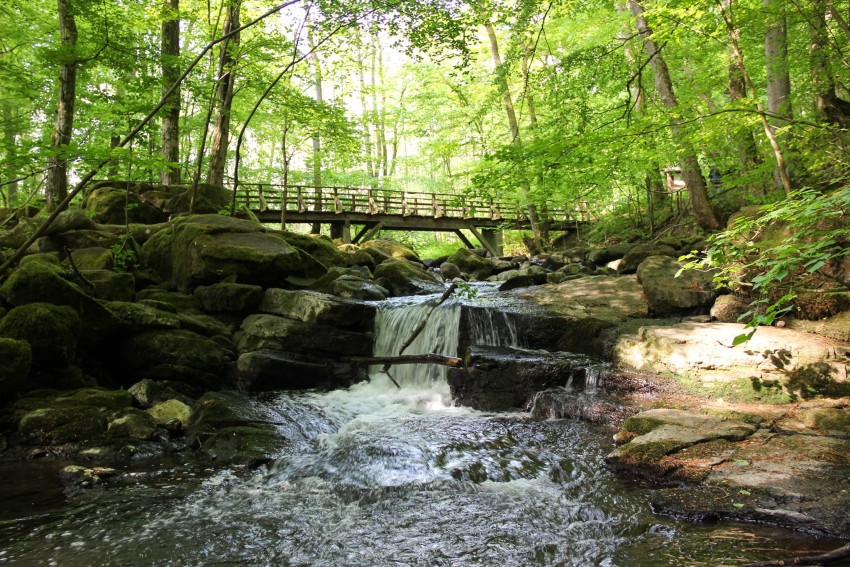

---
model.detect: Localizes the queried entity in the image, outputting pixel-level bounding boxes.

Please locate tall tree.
[161,0,181,184]
[46,0,78,211]
[484,20,543,250]
[763,0,794,189]
[207,0,240,187]
[629,0,721,230]
[308,23,323,233]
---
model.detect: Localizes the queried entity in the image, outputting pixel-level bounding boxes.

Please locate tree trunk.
[809,0,850,126]
[718,0,793,196]
[357,33,374,179]
[484,21,544,250]
[161,0,181,185]
[308,24,323,233]
[629,0,721,230]
[1,100,20,206]
[207,0,240,187]
[764,0,794,189]
[46,0,78,212]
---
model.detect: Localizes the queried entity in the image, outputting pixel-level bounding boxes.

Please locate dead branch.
[741,542,850,566]
[343,353,464,368]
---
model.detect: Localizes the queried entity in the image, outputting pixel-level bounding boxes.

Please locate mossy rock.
[69,247,114,271]
[361,239,421,262]
[259,288,377,332]
[107,409,158,440]
[330,275,389,301]
[0,302,80,367]
[0,337,32,401]
[128,379,198,408]
[446,248,495,280]
[119,328,233,388]
[161,184,230,215]
[0,259,121,341]
[19,406,108,445]
[57,388,133,411]
[194,282,263,315]
[373,259,443,296]
[622,414,667,436]
[276,231,348,268]
[237,314,373,358]
[147,399,192,426]
[83,184,168,225]
[105,301,181,333]
[134,289,199,313]
[195,425,287,465]
[618,244,678,274]
[77,270,135,302]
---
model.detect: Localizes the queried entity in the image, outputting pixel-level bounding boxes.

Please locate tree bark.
[718,0,793,196]
[161,0,181,185]
[308,23,323,233]
[629,0,721,230]
[207,0,240,187]
[46,0,78,212]
[809,0,850,126]
[484,21,544,250]
[764,0,795,189]
[1,100,20,206]
[357,32,374,179]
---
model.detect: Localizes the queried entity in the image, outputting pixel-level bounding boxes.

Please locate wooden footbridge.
[234,183,591,256]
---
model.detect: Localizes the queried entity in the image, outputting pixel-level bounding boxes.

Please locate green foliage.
[453,281,478,299]
[110,242,138,273]
[683,187,850,342]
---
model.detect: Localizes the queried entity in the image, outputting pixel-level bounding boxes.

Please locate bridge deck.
[233,183,589,255]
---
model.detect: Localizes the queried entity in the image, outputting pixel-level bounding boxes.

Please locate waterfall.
[371,293,519,389]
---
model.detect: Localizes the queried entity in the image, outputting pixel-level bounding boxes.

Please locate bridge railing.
[233,183,592,223]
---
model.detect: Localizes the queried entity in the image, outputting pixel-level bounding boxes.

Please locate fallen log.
[343,353,464,368]
[742,542,850,566]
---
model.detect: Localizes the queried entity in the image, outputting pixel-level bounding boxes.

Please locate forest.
[2,0,848,230]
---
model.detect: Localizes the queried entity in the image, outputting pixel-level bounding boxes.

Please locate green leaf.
[732,332,755,346]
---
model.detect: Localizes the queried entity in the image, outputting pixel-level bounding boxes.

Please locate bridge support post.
[330,220,351,243]
[468,227,503,257]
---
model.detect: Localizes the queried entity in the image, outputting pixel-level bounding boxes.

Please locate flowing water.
[0,291,843,566]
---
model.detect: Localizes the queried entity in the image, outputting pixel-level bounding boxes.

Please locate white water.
[0,291,836,566]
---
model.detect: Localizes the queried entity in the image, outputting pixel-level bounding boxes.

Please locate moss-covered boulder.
[187,391,287,465]
[19,406,109,445]
[141,214,304,290]
[373,259,443,296]
[276,231,348,268]
[0,303,80,367]
[194,282,263,315]
[107,409,158,440]
[77,269,135,302]
[0,257,120,340]
[618,243,678,274]
[636,255,717,315]
[237,314,373,358]
[69,247,114,271]
[83,184,168,224]
[0,338,32,401]
[128,378,197,408]
[329,275,389,301]
[446,248,495,280]
[259,288,377,332]
[134,289,199,312]
[118,328,234,388]
[362,239,420,262]
[147,399,192,426]
[105,301,181,333]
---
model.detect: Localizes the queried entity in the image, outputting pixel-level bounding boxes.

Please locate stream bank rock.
[606,407,850,536]
[613,322,850,403]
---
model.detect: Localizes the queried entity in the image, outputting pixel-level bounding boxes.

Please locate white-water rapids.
[0,291,840,565]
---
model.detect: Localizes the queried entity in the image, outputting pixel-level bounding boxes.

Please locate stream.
[0,290,843,566]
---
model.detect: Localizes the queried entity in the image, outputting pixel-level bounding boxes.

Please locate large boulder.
[235,350,366,391]
[448,346,604,411]
[373,259,443,296]
[118,328,234,388]
[187,391,288,465]
[237,314,373,358]
[83,184,168,225]
[330,275,389,301]
[0,303,80,368]
[141,214,304,290]
[446,248,495,280]
[69,247,114,270]
[614,322,850,403]
[259,288,376,332]
[711,294,750,323]
[617,243,678,274]
[0,338,32,402]
[636,255,717,315]
[19,406,109,445]
[0,256,120,340]
[361,239,420,262]
[194,282,263,315]
[105,301,182,333]
[77,269,136,302]
[276,231,348,268]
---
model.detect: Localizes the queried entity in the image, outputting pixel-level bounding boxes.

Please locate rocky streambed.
[1,185,849,562]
